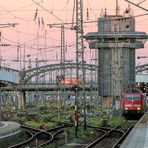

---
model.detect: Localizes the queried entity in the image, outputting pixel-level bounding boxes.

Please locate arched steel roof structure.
[0,68,19,86]
[19,63,98,84]
[1,63,148,86]
[135,64,148,74]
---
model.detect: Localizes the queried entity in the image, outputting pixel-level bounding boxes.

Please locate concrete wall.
[97,15,136,99]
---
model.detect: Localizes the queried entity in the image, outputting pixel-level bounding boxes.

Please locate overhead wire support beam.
[47,12,148,28]
[125,0,148,12]
[137,0,146,5]
[32,0,66,24]
[0,23,18,28]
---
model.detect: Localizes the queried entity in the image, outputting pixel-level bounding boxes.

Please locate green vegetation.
[108,116,125,127]
[2,103,127,148]
[25,121,42,127]
[25,120,56,128]
[87,115,125,127]
[52,117,70,123]
[44,127,96,148]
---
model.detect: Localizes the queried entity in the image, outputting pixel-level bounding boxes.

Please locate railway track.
[8,124,70,148]
[7,120,136,148]
[84,126,133,148]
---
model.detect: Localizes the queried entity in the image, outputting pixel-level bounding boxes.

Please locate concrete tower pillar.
[84,14,147,109]
[17,91,26,109]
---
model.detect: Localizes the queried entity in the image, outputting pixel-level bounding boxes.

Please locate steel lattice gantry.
[136,64,148,74]
[60,24,65,77]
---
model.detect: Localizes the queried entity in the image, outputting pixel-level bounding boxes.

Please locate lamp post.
[56,75,64,118]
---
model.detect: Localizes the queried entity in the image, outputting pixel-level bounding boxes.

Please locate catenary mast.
[74,0,86,137]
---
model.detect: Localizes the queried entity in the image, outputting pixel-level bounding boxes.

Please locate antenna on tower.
[116,0,119,15]
[125,3,132,16]
[104,8,107,17]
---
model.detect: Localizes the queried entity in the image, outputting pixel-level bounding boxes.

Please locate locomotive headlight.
[125,107,128,110]
[137,107,141,110]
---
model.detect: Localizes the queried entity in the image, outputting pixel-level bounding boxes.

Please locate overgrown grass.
[67,127,95,141]
[25,120,57,128]
[87,115,125,127]
[108,116,125,127]
[52,117,70,123]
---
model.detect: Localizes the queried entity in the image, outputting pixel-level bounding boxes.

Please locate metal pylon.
[75,0,86,138]
[60,24,65,76]
[60,24,66,117]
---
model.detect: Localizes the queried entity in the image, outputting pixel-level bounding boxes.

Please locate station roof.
[136,74,148,83]
[0,70,18,87]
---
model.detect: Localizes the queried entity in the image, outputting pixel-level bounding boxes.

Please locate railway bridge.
[0,63,148,109]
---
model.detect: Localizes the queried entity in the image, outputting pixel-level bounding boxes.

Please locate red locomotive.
[121,89,147,118]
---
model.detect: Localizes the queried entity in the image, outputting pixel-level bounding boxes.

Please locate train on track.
[121,89,147,118]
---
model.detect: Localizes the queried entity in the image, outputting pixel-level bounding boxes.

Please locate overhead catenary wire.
[0,0,147,68]
[32,0,66,24]
[0,4,30,22]
[47,12,148,27]
[1,34,77,55]
[125,0,148,12]
[87,0,98,19]
[1,0,147,42]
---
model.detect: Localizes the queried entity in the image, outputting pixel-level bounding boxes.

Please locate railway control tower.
[84,9,147,109]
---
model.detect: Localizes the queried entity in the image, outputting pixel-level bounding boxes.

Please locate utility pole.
[48,24,67,117]
[47,0,86,136]
[60,24,66,116]
[61,24,65,75]
[74,0,86,138]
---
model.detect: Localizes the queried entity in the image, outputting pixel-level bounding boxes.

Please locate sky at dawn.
[0,0,147,69]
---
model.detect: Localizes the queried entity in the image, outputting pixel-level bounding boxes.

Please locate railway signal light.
[71,85,80,92]
[136,82,148,96]
[56,75,65,85]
